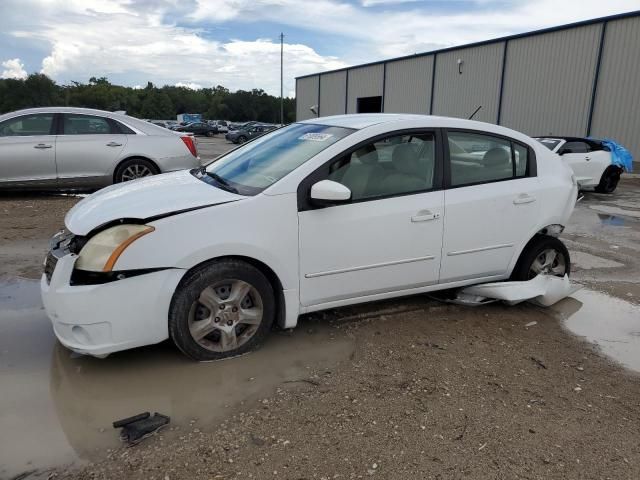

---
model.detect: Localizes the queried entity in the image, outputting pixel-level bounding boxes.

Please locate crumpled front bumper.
[41,253,185,357]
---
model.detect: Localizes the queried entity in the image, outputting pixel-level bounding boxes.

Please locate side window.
[513,143,529,177]
[0,114,54,137]
[328,132,436,201]
[113,120,136,135]
[63,114,112,135]
[560,141,589,154]
[447,131,529,187]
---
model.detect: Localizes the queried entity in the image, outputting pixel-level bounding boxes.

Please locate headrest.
[393,143,420,175]
[353,144,379,165]
[483,147,510,167]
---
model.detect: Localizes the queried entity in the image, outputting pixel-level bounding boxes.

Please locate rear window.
[535,138,562,151]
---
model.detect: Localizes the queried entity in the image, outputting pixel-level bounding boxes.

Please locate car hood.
[65,169,245,235]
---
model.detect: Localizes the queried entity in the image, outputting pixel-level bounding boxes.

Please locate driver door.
[298,130,444,307]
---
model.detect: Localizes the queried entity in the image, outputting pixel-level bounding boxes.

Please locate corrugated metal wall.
[500,24,602,136]
[319,71,347,116]
[384,56,434,114]
[432,43,504,123]
[590,16,640,161]
[295,75,319,121]
[295,14,640,159]
[346,64,384,114]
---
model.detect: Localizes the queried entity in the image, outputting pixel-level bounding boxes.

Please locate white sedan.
[42,114,578,360]
[535,136,625,193]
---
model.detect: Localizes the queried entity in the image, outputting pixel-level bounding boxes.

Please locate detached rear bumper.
[41,253,185,357]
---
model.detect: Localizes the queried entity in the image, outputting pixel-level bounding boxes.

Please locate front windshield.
[202,123,354,195]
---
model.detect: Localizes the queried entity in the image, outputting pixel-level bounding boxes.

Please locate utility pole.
[280,32,284,125]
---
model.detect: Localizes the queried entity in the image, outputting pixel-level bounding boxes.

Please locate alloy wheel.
[120,164,153,181]
[188,279,263,352]
[528,248,567,279]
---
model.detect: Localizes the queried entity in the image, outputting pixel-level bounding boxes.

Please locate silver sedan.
[0,107,201,189]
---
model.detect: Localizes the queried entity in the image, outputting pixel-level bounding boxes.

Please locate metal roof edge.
[295,9,640,80]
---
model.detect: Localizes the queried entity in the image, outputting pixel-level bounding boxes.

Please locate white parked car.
[42,114,578,360]
[535,136,624,193]
[0,107,200,189]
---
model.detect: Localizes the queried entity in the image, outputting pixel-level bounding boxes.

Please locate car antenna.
[468,106,482,120]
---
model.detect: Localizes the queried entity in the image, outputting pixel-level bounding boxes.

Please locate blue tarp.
[601,139,634,172]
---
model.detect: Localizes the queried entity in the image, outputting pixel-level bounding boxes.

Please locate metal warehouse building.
[295,11,640,159]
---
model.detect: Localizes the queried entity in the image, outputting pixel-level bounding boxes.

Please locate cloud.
[1,58,28,79]
[3,1,346,95]
[175,82,204,90]
[1,0,638,95]
[191,0,640,59]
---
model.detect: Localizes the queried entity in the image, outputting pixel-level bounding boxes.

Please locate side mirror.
[309,180,352,206]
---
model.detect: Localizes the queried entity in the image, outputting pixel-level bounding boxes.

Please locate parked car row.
[225,123,278,144]
[0,107,200,189]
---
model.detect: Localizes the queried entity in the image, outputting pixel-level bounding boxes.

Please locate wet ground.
[1,176,639,479]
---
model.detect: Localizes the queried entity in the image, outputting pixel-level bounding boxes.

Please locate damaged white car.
[42,114,578,360]
[535,136,632,193]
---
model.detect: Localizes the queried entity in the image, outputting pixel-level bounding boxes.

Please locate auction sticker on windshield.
[298,133,334,142]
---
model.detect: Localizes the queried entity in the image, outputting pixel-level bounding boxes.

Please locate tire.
[206,131,215,137]
[169,259,275,361]
[595,166,621,194]
[237,135,247,144]
[510,235,571,281]
[114,158,159,183]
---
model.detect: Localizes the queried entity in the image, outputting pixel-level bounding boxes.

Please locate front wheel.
[206,131,215,137]
[237,135,247,144]
[510,235,571,281]
[169,260,275,361]
[595,166,621,194]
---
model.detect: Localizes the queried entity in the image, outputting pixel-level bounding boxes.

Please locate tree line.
[0,74,296,123]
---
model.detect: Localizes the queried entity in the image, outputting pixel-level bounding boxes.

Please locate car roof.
[298,114,535,143]
[0,106,181,136]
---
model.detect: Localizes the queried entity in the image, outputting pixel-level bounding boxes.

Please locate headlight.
[76,224,155,272]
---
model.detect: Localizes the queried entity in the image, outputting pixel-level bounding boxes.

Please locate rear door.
[440,130,539,283]
[0,113,57,185]
[55,113,127,182]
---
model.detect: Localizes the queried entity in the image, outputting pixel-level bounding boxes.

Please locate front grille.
[44,251,58,284]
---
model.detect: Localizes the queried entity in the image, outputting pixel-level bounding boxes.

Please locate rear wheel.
[206,131,215,137]
[511,235,571,281]
[595,166,621,194]
[169,260,275,361]
[114,158,159,183]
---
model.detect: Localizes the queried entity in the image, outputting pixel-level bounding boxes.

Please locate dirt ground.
[1,175,639,480]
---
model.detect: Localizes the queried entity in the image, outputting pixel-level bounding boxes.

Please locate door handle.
[34,143,53,149]
[513,194,536,205]
[411,210,441,222]
[106,142,123,147]
[585,156,591,161]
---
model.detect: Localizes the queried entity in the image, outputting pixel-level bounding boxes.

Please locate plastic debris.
[113,412,170,446]
[460,274,581,307]
[601,139,634,172]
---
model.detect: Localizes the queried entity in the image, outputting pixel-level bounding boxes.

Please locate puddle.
[589,204,640,220]
[552,289,640,373]
[0,279,354,478]
[597,213,627,227]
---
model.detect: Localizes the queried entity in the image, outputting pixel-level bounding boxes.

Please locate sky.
[0,0,638,97]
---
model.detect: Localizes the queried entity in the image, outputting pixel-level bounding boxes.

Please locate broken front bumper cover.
[447,274,581,307]
[41,253,186,357]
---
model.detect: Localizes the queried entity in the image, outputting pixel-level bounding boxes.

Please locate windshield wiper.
[206,172,239,194]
